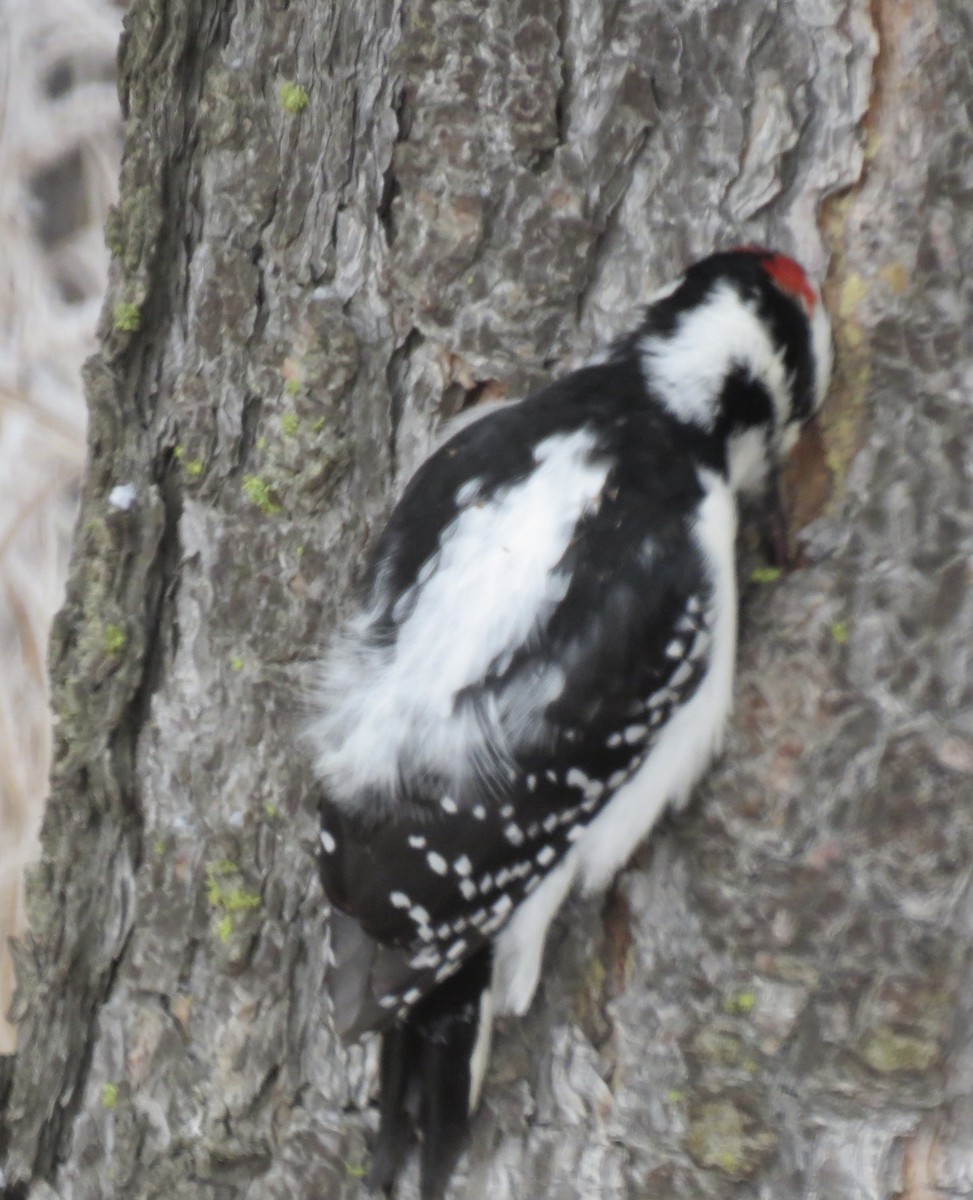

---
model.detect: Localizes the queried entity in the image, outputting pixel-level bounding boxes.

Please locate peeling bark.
[3,1,973,1198]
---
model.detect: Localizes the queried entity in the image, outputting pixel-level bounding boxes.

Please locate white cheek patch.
[640,282,790,432]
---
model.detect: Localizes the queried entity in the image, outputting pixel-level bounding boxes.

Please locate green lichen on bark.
[685,1096,777,1180]
[858,1026,940,1074]
[205,860,262,944]
[279,81,309,113]
[113,302,142,332]
[242,474,282,515]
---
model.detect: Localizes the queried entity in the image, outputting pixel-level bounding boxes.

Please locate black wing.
[319,397,714,1038]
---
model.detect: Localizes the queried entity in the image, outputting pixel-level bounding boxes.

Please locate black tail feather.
[416,1025,478,1200]
[368,1022,419,1192]
[369,947,494,1200]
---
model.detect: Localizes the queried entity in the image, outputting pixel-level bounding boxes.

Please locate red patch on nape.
[762,253,818,313]
[732,245,818,313]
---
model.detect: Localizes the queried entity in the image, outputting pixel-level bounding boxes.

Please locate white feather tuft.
[307,428,611,812]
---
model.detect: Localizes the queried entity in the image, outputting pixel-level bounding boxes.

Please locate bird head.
[639,247,832,495]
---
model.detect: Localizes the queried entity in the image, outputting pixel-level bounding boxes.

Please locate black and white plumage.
[309,248,832,1197]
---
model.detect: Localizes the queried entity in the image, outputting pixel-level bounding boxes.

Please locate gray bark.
[3,0,973,1197]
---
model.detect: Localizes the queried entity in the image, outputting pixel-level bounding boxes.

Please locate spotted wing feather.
[319,389,714,1035]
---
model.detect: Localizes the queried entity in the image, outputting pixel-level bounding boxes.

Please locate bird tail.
[368,946,494,1200]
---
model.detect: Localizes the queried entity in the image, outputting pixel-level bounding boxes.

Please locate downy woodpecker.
[309,247,832,1198]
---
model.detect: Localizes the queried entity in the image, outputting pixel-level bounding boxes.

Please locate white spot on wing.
[427,851,448,875]
[410,947,440,968]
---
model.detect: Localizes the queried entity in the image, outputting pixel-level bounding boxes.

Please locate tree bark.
[4,0,973,1197]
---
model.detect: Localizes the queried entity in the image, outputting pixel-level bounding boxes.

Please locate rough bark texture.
[3,0,972,1197]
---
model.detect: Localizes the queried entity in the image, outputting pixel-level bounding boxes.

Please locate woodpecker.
[308,247,832,1198]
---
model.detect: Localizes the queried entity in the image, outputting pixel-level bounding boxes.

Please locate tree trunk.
[4,1,973,1197]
